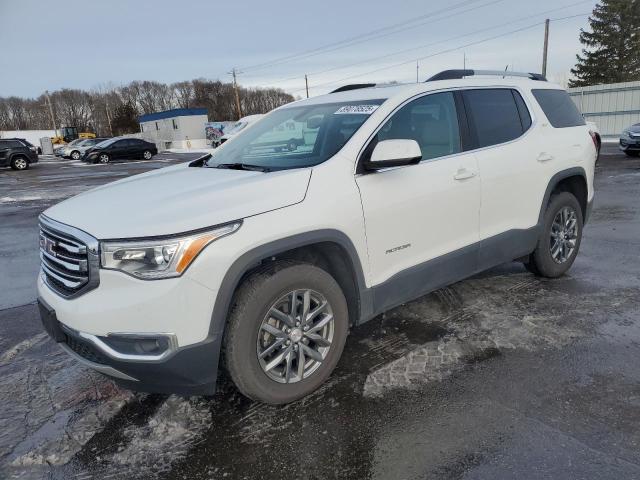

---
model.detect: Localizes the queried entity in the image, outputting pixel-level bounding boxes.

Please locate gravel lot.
[1,145,639,479]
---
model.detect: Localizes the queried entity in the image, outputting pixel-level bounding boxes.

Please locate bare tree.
[0,77,294,134]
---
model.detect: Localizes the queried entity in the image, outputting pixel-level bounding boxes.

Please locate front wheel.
[10,156,29,170]
[527,191,583,278]
[224,262,349,404]
[98,153,110,164]
[71,151,81,160]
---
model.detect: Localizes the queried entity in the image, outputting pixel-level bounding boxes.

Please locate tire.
[287,140,298,151]
[624,151,639,157]
[224,261,349,404]
[142,150,153,160]
[98,153,110,164]
[528,191,583,278]
[71,150,81,160]
[10,156,29,171]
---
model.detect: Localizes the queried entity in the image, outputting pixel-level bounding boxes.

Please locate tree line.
[0,79,295,136]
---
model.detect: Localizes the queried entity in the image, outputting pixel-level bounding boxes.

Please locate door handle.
[453,168,477,181]
[537,152,554,162]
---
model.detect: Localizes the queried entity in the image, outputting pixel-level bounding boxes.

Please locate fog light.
[100,335,172,357]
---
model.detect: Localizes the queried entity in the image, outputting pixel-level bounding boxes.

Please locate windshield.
[206,99,385,171]
[67,138,83,146]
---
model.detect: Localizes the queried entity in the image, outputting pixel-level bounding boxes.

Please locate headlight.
[623,131,632,138]
[100,222,241,279]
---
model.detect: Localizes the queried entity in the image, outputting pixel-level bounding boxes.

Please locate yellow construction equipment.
[51,126,96,145]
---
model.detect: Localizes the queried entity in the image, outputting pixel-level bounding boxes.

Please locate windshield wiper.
[216,163,271,172]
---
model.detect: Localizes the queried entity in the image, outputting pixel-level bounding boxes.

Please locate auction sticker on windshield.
[334,105,380,115]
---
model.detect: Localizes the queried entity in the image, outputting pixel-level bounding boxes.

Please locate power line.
[239,0,501,74]
[288,13,589,95]
[263,0,592,88]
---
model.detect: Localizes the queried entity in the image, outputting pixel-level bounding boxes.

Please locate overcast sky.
[0,0,598,99]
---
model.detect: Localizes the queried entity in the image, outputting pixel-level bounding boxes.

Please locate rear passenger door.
[461,88,544,267]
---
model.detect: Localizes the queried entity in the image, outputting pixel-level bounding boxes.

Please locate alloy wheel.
[71,151,80,160]
[143,150,152,160]
[257,289,334,384]
[550,206,578,264]
[99,154,109,164]
[14,158,28,170]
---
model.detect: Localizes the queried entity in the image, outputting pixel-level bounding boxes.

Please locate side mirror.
[363,139,422,171]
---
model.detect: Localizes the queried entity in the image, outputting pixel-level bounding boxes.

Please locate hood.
[44,163,312,239]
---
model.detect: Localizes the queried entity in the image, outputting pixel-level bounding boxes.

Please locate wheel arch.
[538,167,589,224]
[208,230,371,339]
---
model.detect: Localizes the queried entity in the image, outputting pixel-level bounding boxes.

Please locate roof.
[138,108,208,123]
[281,77,563,110]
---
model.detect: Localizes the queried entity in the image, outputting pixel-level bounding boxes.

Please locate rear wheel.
[143,150,153,160]
[224,262,349,404]
[10,156,29,170]
[527,191,583,278]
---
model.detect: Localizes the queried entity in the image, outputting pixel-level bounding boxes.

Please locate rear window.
[532,89,585,128]
[463,89,530,149]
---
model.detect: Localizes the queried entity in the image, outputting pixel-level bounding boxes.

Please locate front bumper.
[38,296,221,395]
[37,262,222,395]
[619,138,640,151]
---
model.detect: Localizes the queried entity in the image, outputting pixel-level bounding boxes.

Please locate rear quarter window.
[532,89,585,128]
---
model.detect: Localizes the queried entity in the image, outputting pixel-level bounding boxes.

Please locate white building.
[139,108,208,150]
[568,81,640,138]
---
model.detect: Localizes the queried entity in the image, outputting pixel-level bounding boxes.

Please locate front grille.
[39,215,100,298]
[65,333,109,365]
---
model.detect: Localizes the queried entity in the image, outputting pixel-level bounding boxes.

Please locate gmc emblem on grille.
[40,235,57,257]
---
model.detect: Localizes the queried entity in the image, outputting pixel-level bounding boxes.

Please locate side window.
[532,89,585,128]
[377,92,461,161]
[0,141,7,149]
[463,89,528,148]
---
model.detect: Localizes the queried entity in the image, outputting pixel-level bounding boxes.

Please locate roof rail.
[330,83,376,93]
[426,69,547,82]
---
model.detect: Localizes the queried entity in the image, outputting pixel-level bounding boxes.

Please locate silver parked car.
[63,138,110,160]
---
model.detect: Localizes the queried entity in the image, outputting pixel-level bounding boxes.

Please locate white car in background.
[213,114,263,147]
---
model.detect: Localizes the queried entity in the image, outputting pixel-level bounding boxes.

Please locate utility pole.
[463,52,466,70]
[229,68,243,120]
[542,18,550,78]
[44,90,58,137]
[105,100,114,137]
[305,75,309,98]
[416,61,419,83]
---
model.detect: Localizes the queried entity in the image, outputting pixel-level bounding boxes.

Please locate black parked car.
[0,138,39,170]
[83,138,158,164]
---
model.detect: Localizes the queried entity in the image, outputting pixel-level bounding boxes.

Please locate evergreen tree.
[569,0,640,87]
[111,102,139,135]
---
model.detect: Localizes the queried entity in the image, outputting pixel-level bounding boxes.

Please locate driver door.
[355,92,480,306]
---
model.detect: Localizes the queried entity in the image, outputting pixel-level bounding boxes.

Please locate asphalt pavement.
[0,145,639,479]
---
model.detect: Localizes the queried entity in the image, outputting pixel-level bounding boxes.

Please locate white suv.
[37,70,597,404]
